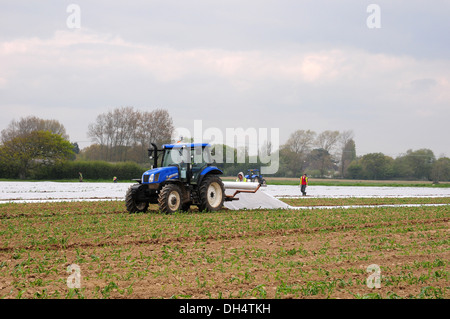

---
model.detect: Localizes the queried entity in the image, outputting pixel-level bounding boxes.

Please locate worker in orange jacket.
[300,173,308,196]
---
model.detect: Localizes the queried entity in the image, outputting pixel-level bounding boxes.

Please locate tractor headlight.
[148,174,154,183]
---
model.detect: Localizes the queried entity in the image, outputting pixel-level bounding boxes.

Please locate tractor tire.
[198,175,225,212]
[158,184,183,214]
[125,185,149,213]
[253,176,261,184]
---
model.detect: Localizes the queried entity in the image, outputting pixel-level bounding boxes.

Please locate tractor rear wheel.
[158,184,183,214]
[198,175,225,212]
[125,185,149,213]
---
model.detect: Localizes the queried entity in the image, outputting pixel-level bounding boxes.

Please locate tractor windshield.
[162,147,190,167]
[162,145,213,167]
[192,145,213,168]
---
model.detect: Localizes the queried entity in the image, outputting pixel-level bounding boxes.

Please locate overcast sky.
[1,0,449,158]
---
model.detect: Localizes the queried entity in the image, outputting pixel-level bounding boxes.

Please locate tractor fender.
[197,166,223,186]
[129,183,144,194]
[200,166,223,176]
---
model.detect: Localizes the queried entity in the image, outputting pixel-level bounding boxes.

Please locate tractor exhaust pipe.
[149,143,158,168]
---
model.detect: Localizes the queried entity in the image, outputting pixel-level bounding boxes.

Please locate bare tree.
[136,109,174,162]
[111,107,139,161]
[282,129,316,175]
[1,116,69,143]
[338,130,356,177]
[87,113,109,159]
[340,139,356,178]
[286,129,316,154]
[87,106,138,161]
[339,130,354,150]
[259,139,272,158]
[87,107,174,162]
[315,130,340,154]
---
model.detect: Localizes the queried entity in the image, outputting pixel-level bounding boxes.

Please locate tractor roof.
[162,142,210,149]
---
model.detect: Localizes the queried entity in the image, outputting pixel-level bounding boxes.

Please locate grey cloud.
[0,1,449,157]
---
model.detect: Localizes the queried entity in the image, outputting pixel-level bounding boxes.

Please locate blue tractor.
[125,142,226,214]
[245,169,266,186]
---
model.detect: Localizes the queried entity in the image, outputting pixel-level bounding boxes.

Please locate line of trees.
[346,149,450,182]
[277,129,356,178]
[262,129,448,182]
[0,111,449,182]
[0,114,150,180]
[0,117,75,179]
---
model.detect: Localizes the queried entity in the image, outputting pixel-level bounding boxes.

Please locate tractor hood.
[141,166,179,184]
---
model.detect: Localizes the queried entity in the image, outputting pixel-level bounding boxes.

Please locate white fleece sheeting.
[0,182,449,210]
[224,186,290,210]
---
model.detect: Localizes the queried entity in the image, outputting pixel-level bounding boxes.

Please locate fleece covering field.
[1,182,450,204]
[0,199,448,299]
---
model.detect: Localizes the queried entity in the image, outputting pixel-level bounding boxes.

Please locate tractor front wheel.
[158,184,183,214]
[125,185,149,213]
[198,175,225,212]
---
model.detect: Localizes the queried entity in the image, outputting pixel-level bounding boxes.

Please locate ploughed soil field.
[0,199,448,299]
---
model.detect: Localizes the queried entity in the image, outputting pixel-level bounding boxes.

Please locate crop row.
[280,197,450,207]
[1,202,448,248]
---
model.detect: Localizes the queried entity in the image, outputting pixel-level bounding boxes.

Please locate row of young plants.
[1,201,449,252]
[3,242,447,299]
[6,227,447,299]
[280,197,450,207]
[2,203,448,249]
[0,201,448,299]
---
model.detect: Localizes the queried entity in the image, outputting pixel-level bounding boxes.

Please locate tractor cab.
[160,143,213,183]
[141,143,217,186]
